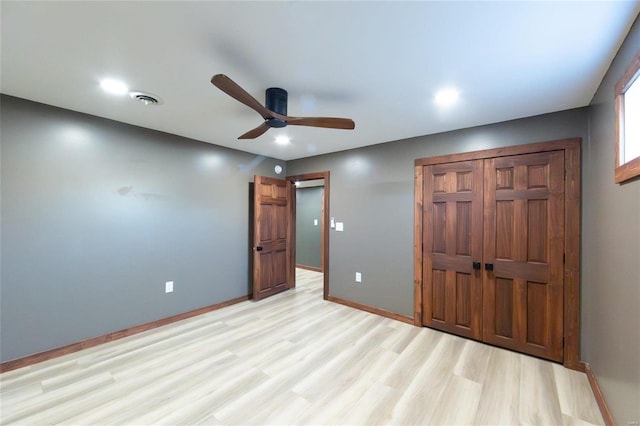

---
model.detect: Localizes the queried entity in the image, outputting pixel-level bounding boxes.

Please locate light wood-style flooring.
[1,269,603,425]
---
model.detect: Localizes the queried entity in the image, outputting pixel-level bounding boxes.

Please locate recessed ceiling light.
[275,136,290,145]
[99,78,129,95]
[434,88,460,107]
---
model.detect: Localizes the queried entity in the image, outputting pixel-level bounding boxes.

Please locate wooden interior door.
[482,151,565,361]
[422,160,484,339]
[253,175,292,300]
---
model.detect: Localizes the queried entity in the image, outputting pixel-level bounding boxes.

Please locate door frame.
[287,171,330,300]
[414,138,582,370]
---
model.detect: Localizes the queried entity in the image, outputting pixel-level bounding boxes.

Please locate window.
[615,50,640,183]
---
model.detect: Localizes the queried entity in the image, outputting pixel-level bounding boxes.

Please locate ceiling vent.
[129,91,162,105]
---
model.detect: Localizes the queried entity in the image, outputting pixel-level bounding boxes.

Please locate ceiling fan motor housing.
[265,87,288,128]
[266,87,287,115]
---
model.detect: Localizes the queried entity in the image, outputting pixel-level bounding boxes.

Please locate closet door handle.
[472,262,481,270]
[485,263,494,271]
[256,246,263,252]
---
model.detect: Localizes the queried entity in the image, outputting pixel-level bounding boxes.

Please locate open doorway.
[295,180,323,272]
[287,171,329,300]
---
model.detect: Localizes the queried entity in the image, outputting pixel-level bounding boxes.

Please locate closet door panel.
[422,160,484,339]
[483,151,565,362]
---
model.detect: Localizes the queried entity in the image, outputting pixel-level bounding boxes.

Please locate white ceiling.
[2,1,639,161]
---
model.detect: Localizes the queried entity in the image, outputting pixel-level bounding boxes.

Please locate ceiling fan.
[211,74,355,139]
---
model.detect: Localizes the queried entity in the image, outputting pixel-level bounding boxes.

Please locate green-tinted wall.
[296,186,323,269]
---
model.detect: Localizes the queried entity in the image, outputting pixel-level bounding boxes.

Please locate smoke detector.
[129,91,163,106]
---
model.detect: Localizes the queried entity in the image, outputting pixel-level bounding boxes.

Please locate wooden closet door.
[422,160,484,339]
[483,151,565,362]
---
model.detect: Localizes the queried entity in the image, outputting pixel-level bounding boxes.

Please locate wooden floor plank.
[519,355,564,425]
[553,363,604,425]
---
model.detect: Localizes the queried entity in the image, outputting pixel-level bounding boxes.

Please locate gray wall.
[287,108,589,317]
[583,16,640,424]
[0,95,284,362]
[295,186,323,269]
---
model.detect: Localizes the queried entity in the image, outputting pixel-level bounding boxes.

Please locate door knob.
[472,262,481,270]
[485,263,494,271]
[256,246,263,252]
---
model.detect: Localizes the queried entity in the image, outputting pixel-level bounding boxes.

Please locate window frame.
[614,50,640,184]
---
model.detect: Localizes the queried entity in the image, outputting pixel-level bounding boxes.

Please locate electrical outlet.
[165,281,174,293]
[355,272,362,283]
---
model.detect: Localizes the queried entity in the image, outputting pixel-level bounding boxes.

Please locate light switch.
[314,219,318,226]
[165,281,174,293]
[336,222,344,231]
[355,272,362,283]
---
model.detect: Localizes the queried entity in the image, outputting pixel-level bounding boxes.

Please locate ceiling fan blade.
[285,116,355,130]
[238,122,270,139]
[211,74,274,120]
